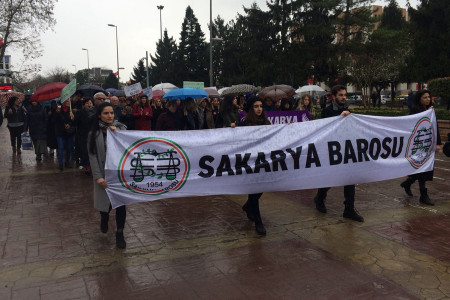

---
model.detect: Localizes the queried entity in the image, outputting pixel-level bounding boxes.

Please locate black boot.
[242,201,255,222]
[314,188,328,213]
[419,188,434,206]
[116,231,126,249]
[400,177,415,196]
[100,212,109,233]
[248,194,266,235]
[343,206,364,222]
[343,186,364,222]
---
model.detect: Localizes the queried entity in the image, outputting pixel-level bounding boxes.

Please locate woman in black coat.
[400,89,443,205]
[25,100,48,161]
[46,101,58,156]
[4,96,26,154]
[239,96,271,235]
[75,99,94,174]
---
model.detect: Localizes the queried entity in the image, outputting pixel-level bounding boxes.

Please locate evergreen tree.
[150,30,178,85]
[408,0,450,81]
[130,59,147,86]
[103,72,119,89]
[177,6,208,86]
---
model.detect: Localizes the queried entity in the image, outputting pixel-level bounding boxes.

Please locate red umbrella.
[31,82,67,102]
[152,89,165,99]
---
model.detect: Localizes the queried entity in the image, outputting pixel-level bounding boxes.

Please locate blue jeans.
[56,135,74,166]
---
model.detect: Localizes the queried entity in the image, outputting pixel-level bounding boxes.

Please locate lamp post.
[209,0,223,87]
[145,52,150,88]
[157,5,164,40]
[108,24,120,89]
[81,48,89,82]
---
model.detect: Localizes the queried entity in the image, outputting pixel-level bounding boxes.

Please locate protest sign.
[183,81,204,89]
[240,110,311,124]
[143,87,152,99]
[105,111,437,208]
[124,82,143,97]
[60,79,77,102]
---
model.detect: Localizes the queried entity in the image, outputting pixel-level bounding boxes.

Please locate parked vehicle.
[380,95,391,104]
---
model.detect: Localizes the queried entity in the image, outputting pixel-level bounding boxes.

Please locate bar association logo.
[405,117,434,169]
[118,137,190,195]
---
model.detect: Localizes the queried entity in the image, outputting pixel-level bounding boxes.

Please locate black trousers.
[316,185,355,207]
[7,125,24,148]
[100,205,126,230]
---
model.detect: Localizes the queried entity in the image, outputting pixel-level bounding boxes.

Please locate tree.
[177,6,208,85]
[130,59,147,86]
[104,73,119,90]
[75,70,89,86]
[408,0,450,82]
[149,30,178,85]
[0,0,56,75]
[46,67,72,83]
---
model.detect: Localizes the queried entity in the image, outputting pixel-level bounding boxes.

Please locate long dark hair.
[412,89,432,112]
[220,94,236,114]
[244,96,270,126]
[89,102,114,155]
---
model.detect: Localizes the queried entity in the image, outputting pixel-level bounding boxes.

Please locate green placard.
[60,79,77,102]
[183,81,204,89]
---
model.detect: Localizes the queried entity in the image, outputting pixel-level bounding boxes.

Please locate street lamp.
[157,5,164,40]
[108,24,120,89]
[209,0,223,87]
[81,48,89,82]
[72,64,77,73]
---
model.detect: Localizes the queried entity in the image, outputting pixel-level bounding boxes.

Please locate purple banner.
[239,110,311,124]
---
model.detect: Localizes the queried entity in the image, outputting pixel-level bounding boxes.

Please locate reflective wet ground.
[0,126,449,299]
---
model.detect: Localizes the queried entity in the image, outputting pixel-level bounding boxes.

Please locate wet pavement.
[0,125,449,300]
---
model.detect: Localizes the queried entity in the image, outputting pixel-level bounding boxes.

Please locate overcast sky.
[11,0,418,81]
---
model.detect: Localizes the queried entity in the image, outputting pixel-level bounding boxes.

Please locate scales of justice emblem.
[119,138,190,195]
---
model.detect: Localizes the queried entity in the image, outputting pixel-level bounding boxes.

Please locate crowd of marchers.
[0,86,446,248]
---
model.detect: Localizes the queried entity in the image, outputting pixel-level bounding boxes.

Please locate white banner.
[105,110,437,208]
[124,82,143,97]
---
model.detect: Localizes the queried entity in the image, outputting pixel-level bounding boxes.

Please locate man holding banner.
[313,85,364,222]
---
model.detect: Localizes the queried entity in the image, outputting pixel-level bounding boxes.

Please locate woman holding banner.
[220,95,240,128]
[239,96,271,235]
[88,102,128,249]
[400,89,442,205]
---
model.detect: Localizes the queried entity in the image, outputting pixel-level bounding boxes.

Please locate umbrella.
[258,85,295,100]
[0,91,25,107]
[152,89,165,99]
[218,87,229,95]
[153,83,178,92]
[162,88,209,100]
[105,88,117,95]
[113,90,125,97]
[30,82,67,102]
[204,87,220,97]
[76,84,105,99]
[221,84,259,96]
[296,84,326,95]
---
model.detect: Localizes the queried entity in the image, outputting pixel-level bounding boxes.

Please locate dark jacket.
[151,106,166,130]
[156,111,185,131]
[221,109,240,127]
[321,103,350,119]
[25,103,47,140]
[4,105,26,127]
[53,107,75,137]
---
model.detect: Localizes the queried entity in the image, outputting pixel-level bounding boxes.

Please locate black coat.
[25,103,47,140]
[4,105,26,127]
[53,108,75,137]
[321,103,349,119]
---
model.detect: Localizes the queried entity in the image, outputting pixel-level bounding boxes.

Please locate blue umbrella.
[162,88,208,100]
[105,88,117,95]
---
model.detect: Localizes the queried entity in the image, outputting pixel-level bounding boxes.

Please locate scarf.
[332,101,349,111]
[98,119,125,130]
